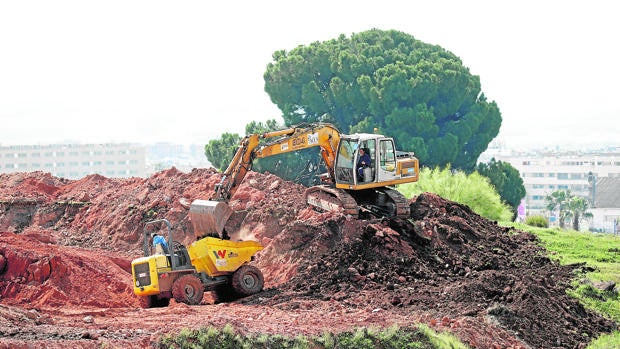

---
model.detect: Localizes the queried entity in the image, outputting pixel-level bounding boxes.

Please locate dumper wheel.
[139,295,154,309]
[172,274,204,305]
[232,265,264,297]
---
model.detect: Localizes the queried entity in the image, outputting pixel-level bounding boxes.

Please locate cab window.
[379,140,396,171]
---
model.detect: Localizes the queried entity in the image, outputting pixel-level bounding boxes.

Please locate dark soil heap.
[255,193,616,349]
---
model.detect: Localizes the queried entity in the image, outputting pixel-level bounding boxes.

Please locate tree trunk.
[572,213,580,231]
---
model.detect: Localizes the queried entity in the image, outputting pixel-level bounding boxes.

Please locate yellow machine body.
[187,237,264,276]
[132,254,173,296]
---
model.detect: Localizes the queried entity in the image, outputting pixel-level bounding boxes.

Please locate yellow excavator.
[189,122,419,239]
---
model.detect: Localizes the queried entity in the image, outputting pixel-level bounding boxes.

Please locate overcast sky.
[1,1,618,149]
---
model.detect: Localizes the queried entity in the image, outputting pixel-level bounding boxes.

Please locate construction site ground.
[0,169,616,349]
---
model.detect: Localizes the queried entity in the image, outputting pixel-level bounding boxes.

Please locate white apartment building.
[0,143,146,179]
[484,147,620,231]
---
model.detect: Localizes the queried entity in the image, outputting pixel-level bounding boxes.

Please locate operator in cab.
[150,232,169,254]
[357,147,371,180]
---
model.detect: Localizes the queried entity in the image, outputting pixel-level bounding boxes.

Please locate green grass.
[507,223,620,284]
[157,324,470,349]
[504,222,620,348]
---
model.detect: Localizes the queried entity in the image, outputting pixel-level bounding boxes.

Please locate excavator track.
[304,185,359,216]
[304,185,411,219]
[379,187,411,218]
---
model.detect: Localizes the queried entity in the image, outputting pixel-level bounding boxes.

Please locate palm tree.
[546,190,571,228]
[566,196,593,231]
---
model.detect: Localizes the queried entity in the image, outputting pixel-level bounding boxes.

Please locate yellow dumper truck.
[131,209,264,308]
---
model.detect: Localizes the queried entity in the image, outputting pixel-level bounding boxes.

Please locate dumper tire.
[172,274,204,305]
[231,265,264,297]
[139,295,154,309]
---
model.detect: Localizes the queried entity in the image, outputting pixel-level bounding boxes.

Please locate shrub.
[398,166,513,222]
[525,214,549,228]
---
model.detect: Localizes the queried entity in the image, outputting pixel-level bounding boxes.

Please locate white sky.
[1,1,618,149]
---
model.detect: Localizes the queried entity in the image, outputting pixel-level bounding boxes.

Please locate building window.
[557,173,568,179]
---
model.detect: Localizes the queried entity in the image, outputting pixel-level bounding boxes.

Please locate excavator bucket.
[189,199,233,239]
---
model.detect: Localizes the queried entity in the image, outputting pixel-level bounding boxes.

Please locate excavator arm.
[191,123,341,239]
[211,123,341,202]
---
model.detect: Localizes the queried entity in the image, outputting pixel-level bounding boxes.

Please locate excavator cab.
[334,134,416,187]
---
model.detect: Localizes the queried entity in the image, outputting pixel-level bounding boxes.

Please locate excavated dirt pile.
[0,169,616,349]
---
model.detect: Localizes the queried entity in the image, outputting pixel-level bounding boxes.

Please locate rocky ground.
[0,169,616,349]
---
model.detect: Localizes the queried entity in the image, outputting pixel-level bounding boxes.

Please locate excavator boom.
[212,123,340,202]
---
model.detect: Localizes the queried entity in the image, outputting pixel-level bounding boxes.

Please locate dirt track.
[0,169,616,348]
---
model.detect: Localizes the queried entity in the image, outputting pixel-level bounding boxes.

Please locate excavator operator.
[357,147,371,180]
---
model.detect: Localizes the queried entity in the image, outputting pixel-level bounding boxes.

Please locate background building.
[483,146,620,232]
[1,143,146,179]
[1,142,213,180]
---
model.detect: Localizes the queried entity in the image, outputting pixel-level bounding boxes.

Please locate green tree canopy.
[476,158,525,216]
[264,29,502,171]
